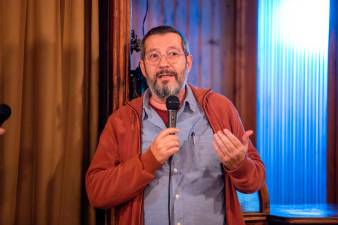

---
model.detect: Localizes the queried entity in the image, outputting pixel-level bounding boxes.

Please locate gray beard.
[146,67,188,100]
[152,80,181,100]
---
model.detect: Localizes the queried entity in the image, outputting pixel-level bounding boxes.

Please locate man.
[86,25,265,225]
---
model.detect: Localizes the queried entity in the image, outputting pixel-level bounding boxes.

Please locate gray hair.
[140,25,190,59]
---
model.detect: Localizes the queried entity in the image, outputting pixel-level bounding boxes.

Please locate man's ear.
[140,60,148,78]
[186,54,193,73]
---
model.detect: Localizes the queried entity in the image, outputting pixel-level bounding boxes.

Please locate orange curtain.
[0,1,99,225]
[328,0,338,204]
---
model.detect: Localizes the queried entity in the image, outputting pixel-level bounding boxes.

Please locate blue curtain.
[257,0,330,204]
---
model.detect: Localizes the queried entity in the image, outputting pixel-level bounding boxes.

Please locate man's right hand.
[0,128,5,136]
[149,128,180,164]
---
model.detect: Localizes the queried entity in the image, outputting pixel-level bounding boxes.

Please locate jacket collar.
[126,83,212,118]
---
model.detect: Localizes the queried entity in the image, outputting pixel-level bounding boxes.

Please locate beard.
[147,68,187,100]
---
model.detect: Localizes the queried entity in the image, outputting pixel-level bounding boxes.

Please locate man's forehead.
[144,33,182,51]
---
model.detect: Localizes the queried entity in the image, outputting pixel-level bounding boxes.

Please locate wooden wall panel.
[233,0,257,139]
[106,1,130,224]
[131,0,257,136]
[131,0,228,94]
[111,0,130,111]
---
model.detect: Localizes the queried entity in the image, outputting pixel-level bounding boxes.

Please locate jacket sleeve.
[225,102,266,193]
[85,114,162,208]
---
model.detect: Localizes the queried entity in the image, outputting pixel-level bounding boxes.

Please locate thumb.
[242,130,253,145]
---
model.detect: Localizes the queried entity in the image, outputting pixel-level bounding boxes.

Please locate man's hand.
[0,128,5,136]
[150,128,180,164]
[212,129,253,171]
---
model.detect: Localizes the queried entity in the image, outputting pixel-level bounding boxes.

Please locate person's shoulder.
[108,97,143,120]
[189,84,234,108]
[207,91,234,106]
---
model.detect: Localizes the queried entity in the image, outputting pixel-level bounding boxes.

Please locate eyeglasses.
[144,50,186,65]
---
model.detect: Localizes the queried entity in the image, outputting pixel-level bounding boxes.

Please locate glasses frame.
[144,50,186,66]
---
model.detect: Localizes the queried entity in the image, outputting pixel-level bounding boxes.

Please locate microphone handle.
[166,108,178,225]
[168,110,177,128]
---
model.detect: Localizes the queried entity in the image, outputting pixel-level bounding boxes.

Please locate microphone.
[0,104,11,126]
[165,95,180,225]
[165,95,180,128]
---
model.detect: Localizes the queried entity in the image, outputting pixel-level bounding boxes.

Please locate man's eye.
[167,51,179,57]
[148,53,160,60]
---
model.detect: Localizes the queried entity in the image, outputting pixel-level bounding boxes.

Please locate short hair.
[140,25,190,59]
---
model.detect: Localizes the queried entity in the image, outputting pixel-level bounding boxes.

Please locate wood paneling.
[105,1,131,224]
[131,0,257,138]
[233,0,257,140]
[111,0,130,111]
[131,0,233,94]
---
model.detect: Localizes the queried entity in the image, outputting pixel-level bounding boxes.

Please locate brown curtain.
[328,0,338,204]
[0,1,99,225]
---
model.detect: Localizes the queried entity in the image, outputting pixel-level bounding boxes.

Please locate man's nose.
[158,55,170,67]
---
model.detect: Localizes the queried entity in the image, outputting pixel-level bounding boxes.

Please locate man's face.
[140,33,192,100]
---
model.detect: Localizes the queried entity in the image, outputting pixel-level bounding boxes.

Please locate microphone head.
[0,104,11,126]
[166,95,180,110]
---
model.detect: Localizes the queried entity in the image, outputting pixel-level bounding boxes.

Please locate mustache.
[155,69,178,78]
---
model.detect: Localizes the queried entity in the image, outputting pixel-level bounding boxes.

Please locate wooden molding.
[110,0,130,111]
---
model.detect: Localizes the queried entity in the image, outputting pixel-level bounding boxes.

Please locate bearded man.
[86,25,265,225]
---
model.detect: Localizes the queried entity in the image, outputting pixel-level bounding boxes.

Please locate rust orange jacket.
[86,85,266,225]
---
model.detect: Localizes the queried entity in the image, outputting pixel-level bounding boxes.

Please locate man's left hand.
[212,129,253,171]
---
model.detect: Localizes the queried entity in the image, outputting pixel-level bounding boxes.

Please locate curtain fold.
[328,0,338,204]
[0,1,99,225]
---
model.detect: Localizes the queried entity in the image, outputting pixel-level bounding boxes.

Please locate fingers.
[150,128,180,163]
[156,128,180,148]
[0,128,5,135]
[242,130,253,145]
[214,130,240,154]
[214,132,233,157]
[212,129,252,170]
[166,146,180,156]
[212,140,227,161]
[223,129,242,148]
[215,129,253,150]
[157,127,179,139]
[161,137,180,150]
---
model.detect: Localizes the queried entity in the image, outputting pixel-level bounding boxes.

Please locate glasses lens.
[146,52,160,63]
[145,51,184,65]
